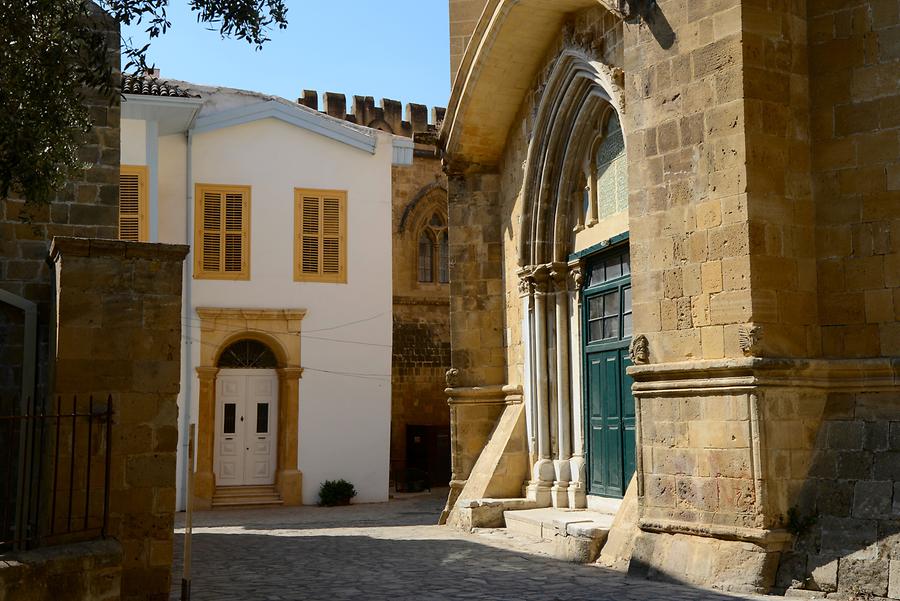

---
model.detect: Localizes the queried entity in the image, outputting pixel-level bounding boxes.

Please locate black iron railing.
[0,395,112,552]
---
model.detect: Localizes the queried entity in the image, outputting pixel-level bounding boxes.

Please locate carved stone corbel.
[739,324,763,357]
[629,334,650,365]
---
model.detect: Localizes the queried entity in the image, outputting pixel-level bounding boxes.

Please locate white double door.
[214,369,278,487]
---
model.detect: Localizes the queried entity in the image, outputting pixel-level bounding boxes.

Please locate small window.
[119,165,149,241]
[224,403,236,435]
[416,212,449,284]
[418,232,434,282]
[294,189,347,283]
[194,184,251,280]
[439,230,449,284]
[256,403,269,434]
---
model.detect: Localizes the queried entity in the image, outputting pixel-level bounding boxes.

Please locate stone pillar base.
[525,481,552,506]
[550,482,569,508]
[275,469,302,506]
[439,479,467,525]
[193,470,214,510]
[567,482,587,509]
[628,529,788,593]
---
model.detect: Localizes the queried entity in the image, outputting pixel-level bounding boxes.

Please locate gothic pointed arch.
[518,49,625,268]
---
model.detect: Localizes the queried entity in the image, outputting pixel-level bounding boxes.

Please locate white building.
[120,75,414,509]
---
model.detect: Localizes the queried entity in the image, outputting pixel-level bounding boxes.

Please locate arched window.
[594,112,627,219]
[217,339,278,368]
[439,230,449,283]
[417,212,448,284]
[418,232,434,282]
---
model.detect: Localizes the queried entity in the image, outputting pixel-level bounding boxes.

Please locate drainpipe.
[179,128,194,511]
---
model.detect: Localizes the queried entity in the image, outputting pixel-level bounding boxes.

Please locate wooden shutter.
[194,185,250,280]
[295,189,346,283]
[119,165,148,241]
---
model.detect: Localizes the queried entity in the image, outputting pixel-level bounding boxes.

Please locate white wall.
[121,119,147,166]
[168,118,394,504]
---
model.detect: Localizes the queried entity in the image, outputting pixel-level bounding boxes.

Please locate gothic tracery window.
[594,112,627,219]
[417,212,449,284]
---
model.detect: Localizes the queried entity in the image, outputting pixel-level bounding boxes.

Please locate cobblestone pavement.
[171,490,777,601]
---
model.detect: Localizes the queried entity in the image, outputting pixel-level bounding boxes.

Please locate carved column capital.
[550,262,569,291]
[532,264,551,295]
[195,366,219,382]
[517,267,535,298]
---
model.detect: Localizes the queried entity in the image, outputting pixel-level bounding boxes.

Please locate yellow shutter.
[119,165,148,241]
[301,194,320,274]
[194,184,251,280]
[294,189,346,283]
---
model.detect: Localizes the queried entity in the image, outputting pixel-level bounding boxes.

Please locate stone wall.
[809,0,900,358]
[0,540,121,601]
[449,0,490,81]
[444,0,899,593]
[446,171,505,389]
[0,14,120,401]
[50,237,188,601]
[775,386,900,598]
[390,152,452,485]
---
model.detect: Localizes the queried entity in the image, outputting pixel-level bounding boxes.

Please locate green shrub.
[318,479,357,506]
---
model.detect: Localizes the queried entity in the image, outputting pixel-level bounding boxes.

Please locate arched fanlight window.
[217,339,278,369]
[417,212,448,284]
[594,112,627,219]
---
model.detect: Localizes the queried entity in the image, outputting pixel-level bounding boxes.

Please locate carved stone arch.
[398,181,448,233]
[519,49,626,268]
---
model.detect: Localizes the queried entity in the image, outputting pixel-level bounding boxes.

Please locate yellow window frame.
[119,165,149,242]
[294,188,347,283]
[193,183,251,281]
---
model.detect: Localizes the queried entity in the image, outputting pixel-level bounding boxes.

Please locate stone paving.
[171,490,779,601]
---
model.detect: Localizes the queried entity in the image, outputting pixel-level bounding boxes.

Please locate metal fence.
[0,395,112,552]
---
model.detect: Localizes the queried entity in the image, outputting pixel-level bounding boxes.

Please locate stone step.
[212,485,283,509]
[211,498,284,509]
[502,507,616,563]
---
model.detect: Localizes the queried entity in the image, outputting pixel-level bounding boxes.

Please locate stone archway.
[193,308,306,508]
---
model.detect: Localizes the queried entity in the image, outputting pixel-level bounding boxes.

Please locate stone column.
[526,266,553,505]
[550,262,571,508]
[51,237,188,601]
[193,366,218,510]
[567,264,586,508]
[275,367,303,506]
[517,270,536,463]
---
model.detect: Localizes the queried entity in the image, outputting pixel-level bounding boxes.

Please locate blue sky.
[122,1,451,112]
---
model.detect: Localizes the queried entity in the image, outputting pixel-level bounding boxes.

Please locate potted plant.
[318,479,357,506]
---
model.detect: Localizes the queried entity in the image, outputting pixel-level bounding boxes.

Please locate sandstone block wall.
[446,172,505,389]
[809,1,900,357]
[775,389,900,598]
[449,0,490,80]
[623,0,751,364]
[390,154,451,484]
[0,18,120,401]
[51,237,188,601]
[0,540,122,601]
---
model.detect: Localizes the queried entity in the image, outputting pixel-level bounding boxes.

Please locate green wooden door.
[583,247,634,498]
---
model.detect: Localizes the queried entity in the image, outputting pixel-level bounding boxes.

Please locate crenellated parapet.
[297,89,445,145]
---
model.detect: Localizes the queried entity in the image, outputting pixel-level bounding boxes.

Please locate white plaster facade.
[121,82,410,508]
